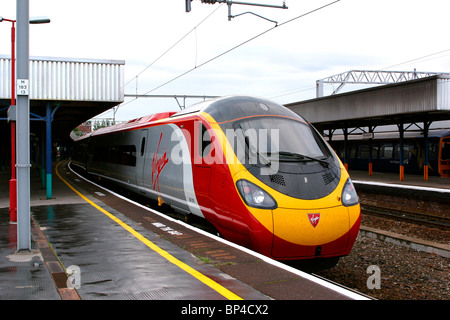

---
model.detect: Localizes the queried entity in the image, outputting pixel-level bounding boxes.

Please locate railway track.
[70,164,449,299]
[361,204,450,231]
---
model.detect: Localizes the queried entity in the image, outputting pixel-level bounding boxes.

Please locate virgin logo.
[308,213,320,228]
[152,132,169,192]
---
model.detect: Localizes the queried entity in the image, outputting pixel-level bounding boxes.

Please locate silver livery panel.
[86,123,204,218]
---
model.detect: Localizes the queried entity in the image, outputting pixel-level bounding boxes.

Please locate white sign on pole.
[16,79,29,95]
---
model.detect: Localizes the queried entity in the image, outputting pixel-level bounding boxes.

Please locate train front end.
[204,96,361,261]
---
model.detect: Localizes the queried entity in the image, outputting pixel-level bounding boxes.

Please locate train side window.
[337,146,345,160]
[93,145,136,166]
[372,146,379,160]
[380,144,393,159]
[199,123,212,158]
[394,144,414,159]
[118,145,136,166]
[405,144,414,159]
[349,145,358,158]
[359,145,369,159]
[357,144,379,159]
[140,137,146,157]
[428,143,439,161]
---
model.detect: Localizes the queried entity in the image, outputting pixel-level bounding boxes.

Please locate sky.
[1,0,450,122]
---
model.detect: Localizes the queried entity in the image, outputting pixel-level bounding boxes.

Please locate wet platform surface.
[0,162,374,301]
[0,170,269,300]
[0,211,60,299]
[31,203,265,300]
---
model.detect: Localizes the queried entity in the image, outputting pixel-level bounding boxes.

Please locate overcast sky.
[1,0,450,122]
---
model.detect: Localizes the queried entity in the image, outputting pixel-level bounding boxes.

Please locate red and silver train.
[72,96,361,261]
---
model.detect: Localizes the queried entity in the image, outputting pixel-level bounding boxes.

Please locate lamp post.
[0,15,50,225]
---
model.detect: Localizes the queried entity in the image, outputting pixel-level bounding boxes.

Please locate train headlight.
[236,179,277,209]
[341,178,359,207]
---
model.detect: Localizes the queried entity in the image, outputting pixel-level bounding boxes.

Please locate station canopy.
[286,73,450,132]
[0,55,125,142]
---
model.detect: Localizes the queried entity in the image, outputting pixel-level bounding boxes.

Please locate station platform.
[0,161,368,303]
[349,170,450,200]
[349,170,450,191]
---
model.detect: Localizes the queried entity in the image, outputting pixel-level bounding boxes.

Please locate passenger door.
[193,121,212,214]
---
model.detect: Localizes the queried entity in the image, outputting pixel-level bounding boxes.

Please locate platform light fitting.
[186,0,192,12]
[29,16,51,24]
[0,16,51,24]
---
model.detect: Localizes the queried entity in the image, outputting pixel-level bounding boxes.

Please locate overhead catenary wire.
[382,48,450,71]
[118,0,341,111]
[124,3,224,87]
[267,85,316,100]
[137,0,341,97]
[119,1,450,111]
[268,49,450,101]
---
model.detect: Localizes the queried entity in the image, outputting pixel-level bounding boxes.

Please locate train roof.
[75,111,177,140]
[74,95,306,141]
[429,129,450,138]
[329,128,450,141]
[171,95,306,124]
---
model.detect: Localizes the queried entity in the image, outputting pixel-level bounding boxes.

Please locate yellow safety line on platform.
[55,162,242,300]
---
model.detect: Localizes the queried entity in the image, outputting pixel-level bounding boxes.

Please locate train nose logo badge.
[308,213,320,228]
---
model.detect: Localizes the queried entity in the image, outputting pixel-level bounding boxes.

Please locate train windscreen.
[233,116,330,161]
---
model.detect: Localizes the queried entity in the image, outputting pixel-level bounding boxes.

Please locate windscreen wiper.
[275,151,329,167]
[244,136,271,167]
